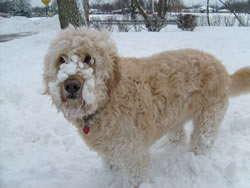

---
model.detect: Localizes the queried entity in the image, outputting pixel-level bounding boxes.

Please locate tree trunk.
[130,0,136,20]
[57,0,86,29]
[158,0,163,17]
[163,0,171,18]
[207,0,210,26]
[84,0,89,26]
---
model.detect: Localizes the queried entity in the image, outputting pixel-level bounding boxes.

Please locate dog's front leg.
[102,156,119,171]
[115,146,150,188]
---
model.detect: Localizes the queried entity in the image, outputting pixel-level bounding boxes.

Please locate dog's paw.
[190,134,215,155]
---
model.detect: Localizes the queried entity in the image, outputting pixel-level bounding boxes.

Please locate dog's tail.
[229,66,250,97]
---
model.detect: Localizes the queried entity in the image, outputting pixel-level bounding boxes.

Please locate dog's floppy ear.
[42,54,50,95]
[106,56,121,96]
[42,75,50,95]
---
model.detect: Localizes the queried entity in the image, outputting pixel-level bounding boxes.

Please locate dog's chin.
[60,96,83,118]
[60,97,97,119]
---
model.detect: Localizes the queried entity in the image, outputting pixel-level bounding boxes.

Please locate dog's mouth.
[67,93,80,100]
[59,75,96,119]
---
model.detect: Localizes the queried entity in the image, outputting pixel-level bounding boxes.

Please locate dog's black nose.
[64,79,81,95]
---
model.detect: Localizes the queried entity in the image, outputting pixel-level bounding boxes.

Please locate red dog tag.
[83,125,90,134]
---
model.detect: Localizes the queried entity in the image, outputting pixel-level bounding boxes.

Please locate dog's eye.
[84,55,92,64]
[59,56,66,64]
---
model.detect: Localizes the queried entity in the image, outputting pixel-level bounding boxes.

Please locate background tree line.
[0,0,249,30]
[0,0,249,18]
[0,0,58,17]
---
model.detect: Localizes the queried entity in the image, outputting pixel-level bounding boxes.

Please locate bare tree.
[133,0,182,31]
[132,0,165,31]
[57,0,87,29]
[124,0,137,19]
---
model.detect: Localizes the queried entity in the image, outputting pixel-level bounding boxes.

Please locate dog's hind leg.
[190,96,228,155]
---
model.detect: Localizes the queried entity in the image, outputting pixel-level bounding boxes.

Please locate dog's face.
[43,26,120,119]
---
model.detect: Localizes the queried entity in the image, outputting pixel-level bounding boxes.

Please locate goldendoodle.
[43,26,250,188]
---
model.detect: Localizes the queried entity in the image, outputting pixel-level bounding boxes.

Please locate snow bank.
[0,16,60,34]
[0,17,250,188]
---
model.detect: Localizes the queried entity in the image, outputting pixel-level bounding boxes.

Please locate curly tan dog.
[43,26,250,188]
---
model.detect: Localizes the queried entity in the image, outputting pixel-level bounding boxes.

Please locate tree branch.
[132,0,151,29]
[219,0,245,26]
[132,0,148,21]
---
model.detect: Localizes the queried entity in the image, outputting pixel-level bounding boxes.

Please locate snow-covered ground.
[0,17,250,188]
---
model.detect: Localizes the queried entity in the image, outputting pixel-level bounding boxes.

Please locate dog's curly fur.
[43,26,250,188]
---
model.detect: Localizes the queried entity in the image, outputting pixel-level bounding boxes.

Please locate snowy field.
[0,16,250,188]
